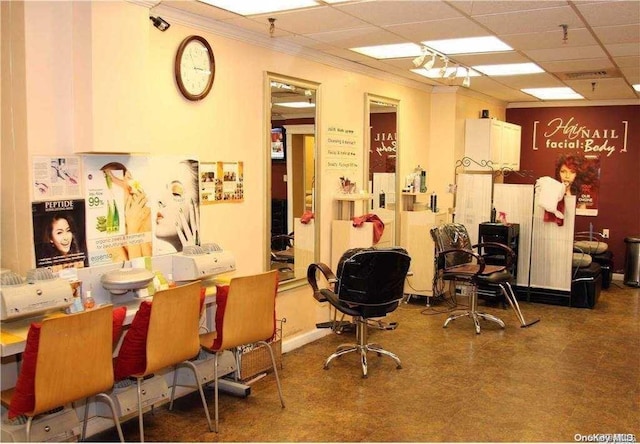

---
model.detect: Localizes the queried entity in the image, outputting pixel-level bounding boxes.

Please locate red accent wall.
[506,105,640,272]
[369,113,397,180]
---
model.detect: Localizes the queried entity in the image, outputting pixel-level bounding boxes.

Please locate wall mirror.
[266,73,319,285]
[365,94,400,243]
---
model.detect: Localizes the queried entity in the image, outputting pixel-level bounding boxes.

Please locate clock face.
[175,36,215,101]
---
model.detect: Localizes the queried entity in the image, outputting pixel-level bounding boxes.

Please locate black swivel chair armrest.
[437,247,486,276]
[472,241,516,269]
[307,262,337,303]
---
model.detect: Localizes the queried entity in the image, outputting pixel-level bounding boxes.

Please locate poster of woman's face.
[81,155,200,265]
[32,199,88,271]
[555,153,601,216]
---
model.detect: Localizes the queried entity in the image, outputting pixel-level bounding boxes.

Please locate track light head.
[439,58,449,78]
[412,54,426,68]
[150,16,170,32]
[412,47,429,68]
[423,53,436,70]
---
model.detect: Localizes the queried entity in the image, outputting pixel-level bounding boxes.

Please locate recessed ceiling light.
[411,67,480,79]
[198,0,318,15]
[634,84,640,92]
[472,63,544,76]
[275,102,316,108]
[350,43,422,59]
[422,36,512,55]
[521,87,584,100]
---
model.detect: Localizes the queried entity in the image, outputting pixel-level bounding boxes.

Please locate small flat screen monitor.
[271,127,286,162]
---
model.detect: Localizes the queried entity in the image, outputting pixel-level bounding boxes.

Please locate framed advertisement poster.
[32,199,88,271]
[200,161,243,204]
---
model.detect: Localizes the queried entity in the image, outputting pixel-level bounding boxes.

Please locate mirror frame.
[364,93,401,243]
[264,72,321,288]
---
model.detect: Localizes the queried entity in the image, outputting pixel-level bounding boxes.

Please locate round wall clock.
[175,35,215,101]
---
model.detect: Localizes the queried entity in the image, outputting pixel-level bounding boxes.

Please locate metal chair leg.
[499,282,540,328]
[94,393,125,443]
[136,377,145,443]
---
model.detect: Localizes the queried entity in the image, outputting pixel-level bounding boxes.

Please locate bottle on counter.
[430,192,437,212]
[490,206,497,223]
[83,289,95,310]
[420,170,427,193]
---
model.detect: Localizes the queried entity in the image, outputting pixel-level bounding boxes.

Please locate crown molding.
[507,99,640,108]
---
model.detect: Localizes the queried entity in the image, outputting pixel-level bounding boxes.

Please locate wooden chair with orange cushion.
[200,270,285,433]
[121,281,213,442]
[0,305,124,442]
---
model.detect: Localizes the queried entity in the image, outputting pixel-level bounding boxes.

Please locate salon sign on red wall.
[531,116,629,157]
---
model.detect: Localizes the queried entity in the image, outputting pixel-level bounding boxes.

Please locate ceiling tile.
[474,6,584,34]
[567,78,638,99]
[500,28,596,50]
[605,42,640,57]
[385,17,488,42]
[249,6,369,35]
[334,0,462,26]
[302,27,406,48]
[453,1,568,16]
[593,24,640,44]
[574,1,640,27]
[539,58,615,73]
[523,45,607,62]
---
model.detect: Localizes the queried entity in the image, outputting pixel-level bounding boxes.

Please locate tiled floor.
[91,281,639,442]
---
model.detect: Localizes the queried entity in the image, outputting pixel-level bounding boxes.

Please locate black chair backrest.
[335,247,411,309]
[431,224,473,268]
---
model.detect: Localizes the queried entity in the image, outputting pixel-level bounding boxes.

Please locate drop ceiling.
[157,0,640,104]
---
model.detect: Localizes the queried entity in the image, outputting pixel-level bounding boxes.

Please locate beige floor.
[91,281,639,442]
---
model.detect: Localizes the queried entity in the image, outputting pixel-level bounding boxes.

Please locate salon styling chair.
[430,224,539,334]
[307,247,411,378]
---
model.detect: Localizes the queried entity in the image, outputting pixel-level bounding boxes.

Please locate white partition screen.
[529,195,576,292]
[455,173,492,245]
[493,184,534,286]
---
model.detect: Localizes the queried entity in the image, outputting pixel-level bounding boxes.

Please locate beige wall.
[1,1,507,347]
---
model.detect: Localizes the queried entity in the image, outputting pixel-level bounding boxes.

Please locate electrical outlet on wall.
[602,228,610,238]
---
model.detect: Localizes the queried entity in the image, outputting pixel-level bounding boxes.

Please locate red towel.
[352,214,385,244]
[300,210,314,224]
[543,199,565,226]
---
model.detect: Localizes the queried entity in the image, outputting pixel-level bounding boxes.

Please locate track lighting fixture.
[412,47,429,68]
[463,71,471,87]
[149,16,170,32]
[423,52,436,70]
[448,65,458,80]
[439,58,449,78]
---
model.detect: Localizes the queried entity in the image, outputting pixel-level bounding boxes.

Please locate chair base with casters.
[307,248,411,378]
[443,281,505,334]
[324,314,402,378]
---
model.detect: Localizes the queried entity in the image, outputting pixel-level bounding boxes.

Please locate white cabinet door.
[464,119,521,171]
[501,122,521,171]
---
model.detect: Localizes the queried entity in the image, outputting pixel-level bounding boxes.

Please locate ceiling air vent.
[557,69,621,80]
